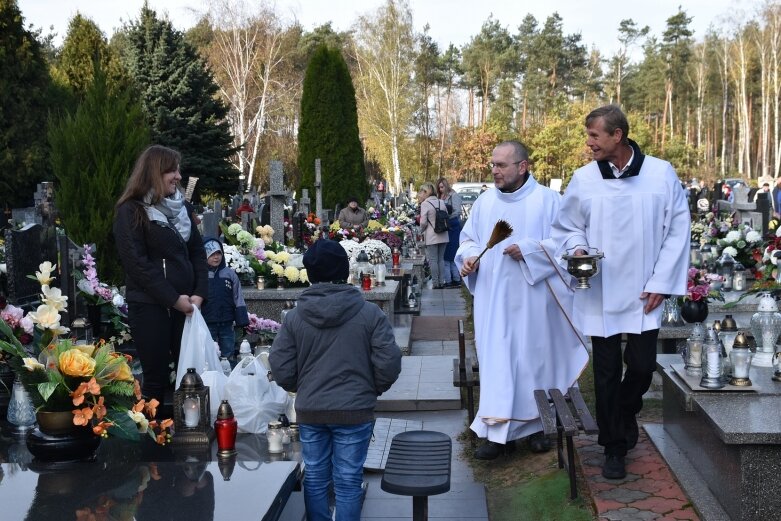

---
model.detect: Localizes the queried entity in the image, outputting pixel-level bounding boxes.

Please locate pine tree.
[118,5,238,200]
[0,0,52,207]
[298,45,366,211]
[49,65,150,285]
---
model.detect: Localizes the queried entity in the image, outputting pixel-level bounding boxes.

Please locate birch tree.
[352,0,415,194]
[206,0,299,191]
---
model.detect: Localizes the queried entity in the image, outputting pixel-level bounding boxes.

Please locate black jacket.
[269,283,401,424]
[114,200,208,307]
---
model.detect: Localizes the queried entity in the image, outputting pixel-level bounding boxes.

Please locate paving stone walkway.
[576,426,700,521]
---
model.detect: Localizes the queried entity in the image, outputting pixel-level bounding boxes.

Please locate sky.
[18,0,747,59]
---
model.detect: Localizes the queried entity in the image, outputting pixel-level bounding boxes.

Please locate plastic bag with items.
[223,357,289,433]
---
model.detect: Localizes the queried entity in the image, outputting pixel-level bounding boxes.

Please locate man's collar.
[597,139,645,180]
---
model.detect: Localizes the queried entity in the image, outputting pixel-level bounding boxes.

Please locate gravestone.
[11,208,37,226]
[214,199,223,219]
[230,195,241,218]
[201,210,219,239]
[4,224,57,308]
[315,159,323,221]
[717,184,771,235]
[240,211,256,232]
[299,189,311,217]
[292,212,304,249]
[57,236,89,323]
[268,161,287,244]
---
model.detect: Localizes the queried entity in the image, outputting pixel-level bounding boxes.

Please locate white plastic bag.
[176,306,223,389]
[222,357,289,433]
[200,370,228,420]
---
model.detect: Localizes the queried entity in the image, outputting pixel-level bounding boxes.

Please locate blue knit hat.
[303,239,349,283]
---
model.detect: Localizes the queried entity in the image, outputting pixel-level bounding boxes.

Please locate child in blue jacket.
[202,237,250,359]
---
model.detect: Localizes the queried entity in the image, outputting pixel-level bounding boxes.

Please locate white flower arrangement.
[223,244,254,275]
[359,239,392,262]
[745,230,762,243]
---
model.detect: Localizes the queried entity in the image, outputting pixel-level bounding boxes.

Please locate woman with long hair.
[113,145,208,408]
[437,177,463,288]
[418,182,449,289]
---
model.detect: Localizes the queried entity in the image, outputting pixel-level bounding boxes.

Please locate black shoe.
[527,431,552,453]
[474,440,514,460]
[602,455,626,479]
[625,416,639,450]
[446,281,462,288]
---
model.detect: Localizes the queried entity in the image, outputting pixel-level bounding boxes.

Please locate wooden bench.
[451,319,478,437]
[534,387,598,499]
[380,430,452,521]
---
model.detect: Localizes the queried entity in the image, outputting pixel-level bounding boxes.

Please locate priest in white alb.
[456,140,589,460]
[551,105,690,480]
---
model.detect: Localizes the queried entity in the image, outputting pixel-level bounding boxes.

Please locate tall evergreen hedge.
[49,66,150,285]
[298,45,367,212]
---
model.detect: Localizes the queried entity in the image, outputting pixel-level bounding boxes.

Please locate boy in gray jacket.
[269,239,401,521]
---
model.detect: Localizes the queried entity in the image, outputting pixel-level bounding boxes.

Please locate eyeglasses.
[489,161,522,169]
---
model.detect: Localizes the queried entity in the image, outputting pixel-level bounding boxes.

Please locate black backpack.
[428,201,450,233]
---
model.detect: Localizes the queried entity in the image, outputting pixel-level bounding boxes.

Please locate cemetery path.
[576,427,701,521]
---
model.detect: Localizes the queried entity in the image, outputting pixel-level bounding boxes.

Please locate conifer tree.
[49,65,150,285]
[118,5,238,200]
[298,45,366,211]
[0,0,52,207]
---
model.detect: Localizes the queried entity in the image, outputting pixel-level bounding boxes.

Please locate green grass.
[490,472,595,521]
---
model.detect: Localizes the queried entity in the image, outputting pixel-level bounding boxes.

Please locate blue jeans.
[442,260,461,284]
[300,422,374,521]
[207,320,235,358]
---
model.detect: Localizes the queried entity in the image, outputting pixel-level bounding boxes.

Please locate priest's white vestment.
[455,177,589,443]
[551,155,690,337]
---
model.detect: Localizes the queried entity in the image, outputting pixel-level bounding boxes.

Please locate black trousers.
[128,301,186,407]
[591,329,658,457]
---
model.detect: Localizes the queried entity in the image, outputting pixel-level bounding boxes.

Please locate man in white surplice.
[456,141,589,460]
[552,105,690,480]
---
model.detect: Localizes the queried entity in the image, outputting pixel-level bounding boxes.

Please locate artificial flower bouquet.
[74,244,130,342]
[0,262,172,444]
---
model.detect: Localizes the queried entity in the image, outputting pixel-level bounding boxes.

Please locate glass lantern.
[354,250,370,286]
[716,252,735,291]
[700,327,725,389]
[732,262,747,292]
[7,375,36,434]
[700,244,714,271]
[683,323,705,374]
[750,293,781,367]
[729,333,753,386]
[267,421,284,453]
[690,244,703,269]
[719,315,739,373]
[70,317,94,345]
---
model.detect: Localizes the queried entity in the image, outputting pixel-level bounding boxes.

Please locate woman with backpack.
[437,177,463,288]
[418,182,449,289]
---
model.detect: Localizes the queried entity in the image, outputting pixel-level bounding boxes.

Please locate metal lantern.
[70,317,93,344]
[729,333,753,386]
[716,252,735,291]
[173,368,214,445]
[683,322,706,374]
[732,262,747,292]
[750,293,781,367]
[700,327,725,389]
